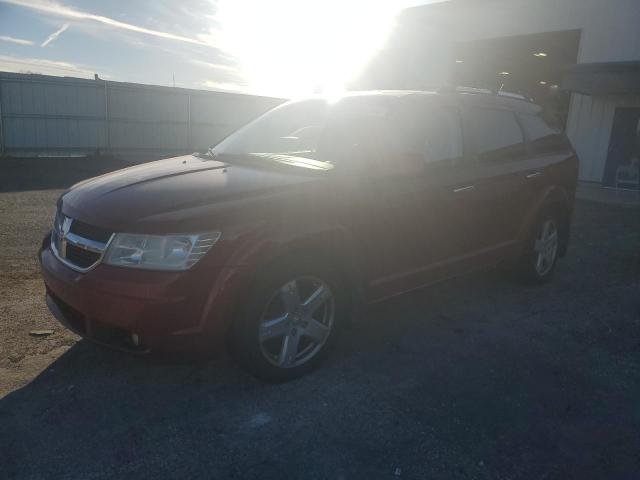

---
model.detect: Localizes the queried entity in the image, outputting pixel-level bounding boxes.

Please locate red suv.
[40,90,578,381]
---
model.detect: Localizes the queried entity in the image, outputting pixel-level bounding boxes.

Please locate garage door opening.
[453,30,581,128]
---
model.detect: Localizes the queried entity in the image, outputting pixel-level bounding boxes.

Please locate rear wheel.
[230,257,346,382]
[517,211,561,284]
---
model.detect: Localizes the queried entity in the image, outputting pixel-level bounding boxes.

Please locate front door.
[351,98,471,300]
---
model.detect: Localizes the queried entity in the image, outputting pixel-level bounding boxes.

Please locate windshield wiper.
[193,148,217,160]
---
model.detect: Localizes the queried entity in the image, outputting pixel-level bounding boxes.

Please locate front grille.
[65,244,102,269]
[51,212,112,272]
[69,219,112,243]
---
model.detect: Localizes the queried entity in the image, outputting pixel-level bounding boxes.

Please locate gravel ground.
[1,158,639,479]
[0,157,131,395]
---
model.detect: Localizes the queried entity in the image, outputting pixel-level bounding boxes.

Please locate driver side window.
[393,101,464,166]
[422,108,463,164]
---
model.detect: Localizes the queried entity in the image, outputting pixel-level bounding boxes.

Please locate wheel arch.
[262,226,364,296]
[230,223,365,327]
[517,185,573,258]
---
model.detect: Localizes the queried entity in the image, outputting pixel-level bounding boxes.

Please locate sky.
[0,0,437,98]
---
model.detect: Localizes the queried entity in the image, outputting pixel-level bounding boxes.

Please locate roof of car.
[338,89,542,114]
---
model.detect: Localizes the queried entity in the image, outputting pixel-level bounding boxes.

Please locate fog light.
[130,333,140,346]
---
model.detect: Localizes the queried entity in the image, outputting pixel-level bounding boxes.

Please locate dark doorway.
[453,30,581,129]
[603,108,640,190]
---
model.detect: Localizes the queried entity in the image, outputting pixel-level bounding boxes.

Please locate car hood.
[61,154,323,232]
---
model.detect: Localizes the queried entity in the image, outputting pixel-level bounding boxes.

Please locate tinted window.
[212,97,397,165]
[393,102,463,164]
[519,113,569,154]
[214,99,329,157]
[316,98,398,164]
[213,96,463,168]
[466,108,525,161]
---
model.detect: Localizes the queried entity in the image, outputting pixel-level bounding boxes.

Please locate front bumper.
[39,235,247,356]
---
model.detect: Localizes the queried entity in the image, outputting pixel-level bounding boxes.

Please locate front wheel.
[517,211,561,284]
[230,258,346,382]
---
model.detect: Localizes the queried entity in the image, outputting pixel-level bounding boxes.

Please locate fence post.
[0,78,4,157]
[187,93,192,150]
[104,80,110,154]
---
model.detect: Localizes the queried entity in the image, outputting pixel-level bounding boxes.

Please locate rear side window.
[465,108,525,162]
[519,114,569,155]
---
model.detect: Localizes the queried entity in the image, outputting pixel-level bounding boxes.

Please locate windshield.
[211,97,396,167]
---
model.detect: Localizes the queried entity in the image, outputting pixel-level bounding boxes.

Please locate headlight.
[103,232,221,271]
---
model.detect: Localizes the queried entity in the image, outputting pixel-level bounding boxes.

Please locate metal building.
[0,72,283,159]
[357,0,640,190]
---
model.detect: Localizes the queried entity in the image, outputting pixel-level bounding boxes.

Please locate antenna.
[172,73,175,88]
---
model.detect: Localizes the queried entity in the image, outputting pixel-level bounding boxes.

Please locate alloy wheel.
[533,219,559,276]
[258,276,335,368]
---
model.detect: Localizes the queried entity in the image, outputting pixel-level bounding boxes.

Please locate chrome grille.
[65,244,102,269]
[69,219,112,243]
[51,213,113,272]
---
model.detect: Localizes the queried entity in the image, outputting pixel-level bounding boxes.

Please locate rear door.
[461,106,529,259]
[517,112,575,206]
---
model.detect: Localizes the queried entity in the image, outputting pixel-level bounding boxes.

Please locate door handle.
[525,171,542,179]
[452,185,475,193]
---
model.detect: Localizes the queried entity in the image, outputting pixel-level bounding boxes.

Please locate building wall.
[567,94,616,182]
[415,0,640,64]
[0,72,284,158]
[568,93,640,182]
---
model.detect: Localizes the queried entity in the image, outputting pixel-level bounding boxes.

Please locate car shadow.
[1,268,638,479]
[0,156,139,193]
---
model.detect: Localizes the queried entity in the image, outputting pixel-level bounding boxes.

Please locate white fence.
[0,72,284,158]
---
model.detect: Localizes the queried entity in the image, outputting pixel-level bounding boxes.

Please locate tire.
[516,209,562,284]
[230,255,348,382]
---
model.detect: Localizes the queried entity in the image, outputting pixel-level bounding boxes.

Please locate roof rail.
[456,86,494,95]
[434,85,534,103]
[496,90,534,102]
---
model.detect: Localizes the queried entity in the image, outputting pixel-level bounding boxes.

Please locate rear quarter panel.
[514,148,578,259]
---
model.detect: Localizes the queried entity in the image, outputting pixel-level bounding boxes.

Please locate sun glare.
[212,0,401,98]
